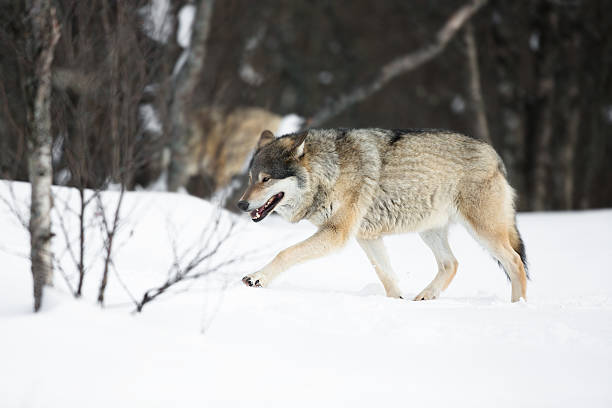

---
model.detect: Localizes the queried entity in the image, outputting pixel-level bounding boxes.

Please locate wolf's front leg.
[242,223,352,287]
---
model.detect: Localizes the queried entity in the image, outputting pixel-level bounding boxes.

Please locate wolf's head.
[237,130,307,223]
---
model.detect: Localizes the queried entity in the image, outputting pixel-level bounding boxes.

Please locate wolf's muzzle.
[237,200,249,212]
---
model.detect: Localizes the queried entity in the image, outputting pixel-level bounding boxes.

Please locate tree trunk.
[464,22,491,145]
[167,0,216,191]
[76,187,86,296]
[532,80,554,211]
[559,31,581,210]
[96,186,125,306]
[561,94,580,209]
[26,0,61,312]
[101,0,121,182]
[532,9,558,211]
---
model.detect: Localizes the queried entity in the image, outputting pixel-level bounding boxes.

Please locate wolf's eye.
[262,176,270,183]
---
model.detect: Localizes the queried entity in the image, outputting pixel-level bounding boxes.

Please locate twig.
[96,186,126,305]
[52,253,76,296]
[0,181,29,230]
[133,212,245,313]
[109,259,139,308]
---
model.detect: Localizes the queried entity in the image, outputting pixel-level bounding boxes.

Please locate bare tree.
[25,1,61,312]
[45,0,176,303]
[307,0,488,127]
[58,139,100,297]
[134,213,247,313]
[167,0,216,191]
[52,190,90,297]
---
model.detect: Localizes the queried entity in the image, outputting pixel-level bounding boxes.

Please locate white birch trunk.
[27,0,60,311]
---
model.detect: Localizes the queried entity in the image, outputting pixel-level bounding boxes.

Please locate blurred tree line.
[1,0,611,212]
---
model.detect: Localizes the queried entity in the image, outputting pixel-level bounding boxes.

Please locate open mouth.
[250,192,284,222]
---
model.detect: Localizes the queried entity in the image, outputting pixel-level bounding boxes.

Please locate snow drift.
[1,181,611,407]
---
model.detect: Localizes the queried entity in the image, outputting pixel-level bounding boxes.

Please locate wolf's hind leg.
[414,226,458,301]
[357,238,402,298]
[458,172,527,302]
[463,223,527,302]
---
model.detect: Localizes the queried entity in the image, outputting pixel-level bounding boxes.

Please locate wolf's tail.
[508,219,529,280]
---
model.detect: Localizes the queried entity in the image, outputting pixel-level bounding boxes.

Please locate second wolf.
[237,128,528,302]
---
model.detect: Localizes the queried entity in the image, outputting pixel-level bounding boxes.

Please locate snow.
[51,134,64,165]
[177,4,195,48]
[239,26,266,86]
[140,0,173,44]
[141,170,168,192]
[139,103,162,134]
[239,63,264,86]
[276,113,304,135]
[603,105,612,123]
[172,50,188,76]
[451,94,466,114]
[54,168,71,185]
[530,32,540,51]
[1,180,611,407]
[318,70,334,85]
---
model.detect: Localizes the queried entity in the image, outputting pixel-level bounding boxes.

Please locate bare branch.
[0,181,29,230]
[308,0,488,127]
[53,194,80,270]
[96,186,126,305]
[133,212,244,313]
[52,253,76,297]
[110,259,139,308]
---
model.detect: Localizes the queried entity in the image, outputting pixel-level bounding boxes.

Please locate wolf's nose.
[237,200,249,212]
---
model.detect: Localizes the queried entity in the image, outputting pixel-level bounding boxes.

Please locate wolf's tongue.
[250,201,269,220]
[250,205,265,218]
[250,192,284,221]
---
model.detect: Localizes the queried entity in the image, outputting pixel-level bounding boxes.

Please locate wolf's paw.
[242,273,266,288]
[413,287,439,301]
[386,289,404,299]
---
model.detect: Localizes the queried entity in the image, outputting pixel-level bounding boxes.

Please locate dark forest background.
[1,0,611,212]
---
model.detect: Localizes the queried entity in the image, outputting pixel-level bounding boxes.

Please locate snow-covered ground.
[1,181,611,407]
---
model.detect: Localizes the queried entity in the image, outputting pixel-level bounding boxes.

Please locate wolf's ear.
[257,130,275,149]
[292,131,307,159]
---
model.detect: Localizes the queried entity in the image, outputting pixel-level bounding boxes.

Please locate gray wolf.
[237,128,528,302]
